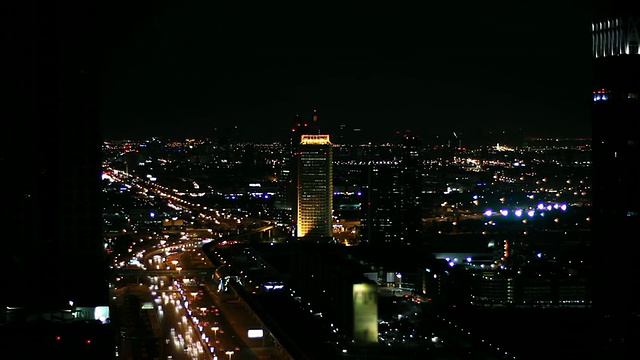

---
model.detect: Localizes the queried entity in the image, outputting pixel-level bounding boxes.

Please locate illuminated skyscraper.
[275,112,318,224]
[591,1,640,357]
[296,134,334,240]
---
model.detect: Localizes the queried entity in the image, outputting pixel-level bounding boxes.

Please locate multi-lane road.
[113,235,287,360]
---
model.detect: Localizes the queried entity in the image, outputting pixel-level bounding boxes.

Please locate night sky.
[8,1,596,143]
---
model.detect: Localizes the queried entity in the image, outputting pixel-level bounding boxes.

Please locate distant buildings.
[102,133,598,359]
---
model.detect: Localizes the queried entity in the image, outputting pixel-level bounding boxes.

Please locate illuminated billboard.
[247,328,264,338]
[353,283,378,343]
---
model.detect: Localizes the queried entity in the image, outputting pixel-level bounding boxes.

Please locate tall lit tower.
[591,1,640,358]
[296,134,334,240]
[275,111,321,224]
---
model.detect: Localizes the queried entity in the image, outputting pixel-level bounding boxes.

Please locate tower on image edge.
[591,1,640,357]
[1,2,114,358]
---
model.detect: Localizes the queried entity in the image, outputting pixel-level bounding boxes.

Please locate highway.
[113,233,288,360]
[107,167,510,360]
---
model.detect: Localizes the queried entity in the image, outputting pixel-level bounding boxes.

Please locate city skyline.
[93,1,594,142]
[2,1,637,359]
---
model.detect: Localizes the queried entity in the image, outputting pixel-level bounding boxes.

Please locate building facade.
[296,134,334,240]
[1,1,114,358]
[591,1,640,357]
[359,131,424,246]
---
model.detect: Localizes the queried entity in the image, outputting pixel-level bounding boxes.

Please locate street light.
[211,326,219,341]
[225,350,234,360]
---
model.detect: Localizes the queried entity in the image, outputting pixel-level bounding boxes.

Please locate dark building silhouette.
[360,131,424,246]
[591,1,640,358]
[288,242,378,343]
[1,1,114,358]
[360,161,403,245]
[281,113,308,222]
[399,131,424,245]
